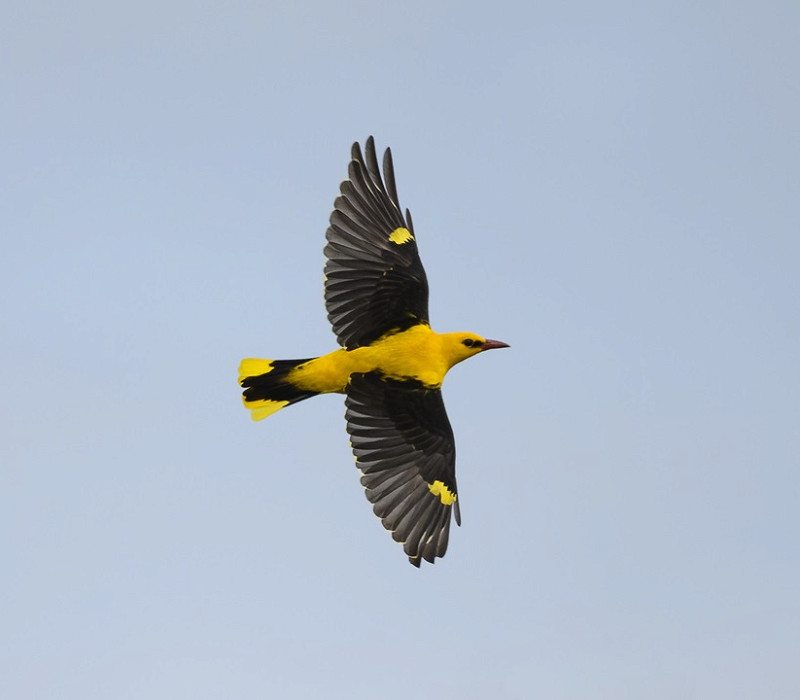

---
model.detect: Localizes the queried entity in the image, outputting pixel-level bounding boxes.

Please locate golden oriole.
[239,137,508,566]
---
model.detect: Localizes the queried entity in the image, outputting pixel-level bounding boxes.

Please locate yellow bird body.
[239,326,490,420]
[245,326,480,394]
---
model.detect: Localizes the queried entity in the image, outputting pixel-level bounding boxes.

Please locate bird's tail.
[238,357,318,421]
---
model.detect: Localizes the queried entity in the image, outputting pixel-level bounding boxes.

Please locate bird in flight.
[239,137,508,566]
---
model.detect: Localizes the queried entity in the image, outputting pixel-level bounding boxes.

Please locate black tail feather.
[239,357,318,420]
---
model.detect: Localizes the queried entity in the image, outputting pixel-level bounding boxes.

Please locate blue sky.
[2,2,799,698]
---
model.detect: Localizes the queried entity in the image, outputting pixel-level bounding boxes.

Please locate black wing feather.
[344,372,460,567]
[324,137,429,349]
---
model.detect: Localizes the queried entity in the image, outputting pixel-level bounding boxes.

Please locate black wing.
[345,372,461,567]
[324,137,429,349]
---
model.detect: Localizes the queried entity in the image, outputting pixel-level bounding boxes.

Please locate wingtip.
[350,140,363,163]
[363,135,376,165]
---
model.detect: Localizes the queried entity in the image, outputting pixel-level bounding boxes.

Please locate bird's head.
[442,332,510,368]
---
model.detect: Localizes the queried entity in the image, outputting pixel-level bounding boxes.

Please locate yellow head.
[440,332,510,369]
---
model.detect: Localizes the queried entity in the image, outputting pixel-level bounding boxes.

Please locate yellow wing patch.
[428,480,457,506]
[388,227,414,245]
[238,358,275,385]
[243,397,290,421]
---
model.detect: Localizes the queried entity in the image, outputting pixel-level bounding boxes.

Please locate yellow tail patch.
[239,356,317,421]
[243,397,290,421]
[238,358,275,386]
[428,480,457,506]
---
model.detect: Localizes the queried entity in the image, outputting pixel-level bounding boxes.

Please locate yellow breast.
[291,325,450,394]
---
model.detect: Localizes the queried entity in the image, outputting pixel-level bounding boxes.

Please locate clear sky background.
[2,2,799,698]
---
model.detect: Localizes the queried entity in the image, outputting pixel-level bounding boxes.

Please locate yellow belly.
[291,325,449,393]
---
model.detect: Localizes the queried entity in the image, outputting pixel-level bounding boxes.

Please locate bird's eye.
[462,338,475,347]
